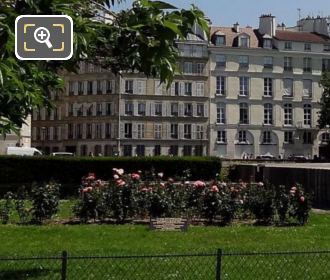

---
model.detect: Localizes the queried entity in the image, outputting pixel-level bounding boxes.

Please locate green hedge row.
[0,156,221,195]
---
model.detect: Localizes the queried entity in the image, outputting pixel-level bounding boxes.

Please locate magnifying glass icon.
[34,27,53,49]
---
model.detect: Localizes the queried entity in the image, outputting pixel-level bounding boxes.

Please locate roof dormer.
[237,33,250,48]
[212,31,226,46]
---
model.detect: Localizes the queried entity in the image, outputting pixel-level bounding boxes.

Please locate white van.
[6,147,43,156]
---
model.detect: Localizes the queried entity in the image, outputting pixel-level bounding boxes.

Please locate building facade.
[31,15,330,159]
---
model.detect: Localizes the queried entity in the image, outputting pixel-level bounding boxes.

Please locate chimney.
[259,14,276,37]
[233,22,240,33]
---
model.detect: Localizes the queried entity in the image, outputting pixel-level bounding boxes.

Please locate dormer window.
[263,39,272,49]
[284,41,292,50]
[214,35,226,46]
[238,34,250,48]
[324,44,330,52]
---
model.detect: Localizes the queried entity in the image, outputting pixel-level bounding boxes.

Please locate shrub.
[288,185,311,225]
[30,181,60,224]
[0,192,14,224]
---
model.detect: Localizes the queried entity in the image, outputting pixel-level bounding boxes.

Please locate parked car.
[6,147,42,156]
[287,155,308,161]
[256,153,275,160]
[51,152,74,157]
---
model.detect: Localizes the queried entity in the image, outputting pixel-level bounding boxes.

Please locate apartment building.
[209,15,330,159]
[31,14,330,159]
[31,32,210,156]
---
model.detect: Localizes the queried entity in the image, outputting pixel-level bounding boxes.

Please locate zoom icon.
[15,15,73,60]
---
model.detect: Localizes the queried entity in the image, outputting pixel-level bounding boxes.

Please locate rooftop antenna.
[298,8,302,31]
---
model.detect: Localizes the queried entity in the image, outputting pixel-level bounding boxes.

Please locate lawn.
[1,202,330,279]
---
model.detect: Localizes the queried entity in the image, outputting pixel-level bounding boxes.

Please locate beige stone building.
[31,15,330,159]
[0,116,32,154]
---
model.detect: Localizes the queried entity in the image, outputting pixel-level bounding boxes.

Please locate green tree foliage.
[0,0,209,134]
[318,71,330,129]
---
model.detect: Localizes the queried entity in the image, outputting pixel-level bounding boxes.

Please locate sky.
[113,0,330,27]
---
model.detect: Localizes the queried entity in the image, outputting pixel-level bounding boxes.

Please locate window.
[123,145,132,157]
[96,80,103,94]
[196,63,205,75]
[137,80,146,95]
[86,124,92,139]
[78,81,84,95]
[155,103,162,116]
[303,132,312,144]
[305,43,311,51]
[239,103,249,124]
[184,82,192,96]
[106,80,113,94]
[184,103,193,117]
[303,57,312,72]
[171,103,178,116]
[323,59,330,71]
[53,127,58,140]
[264,103,273,125]
[284,41,292,50]
[154,145,161,156]
[197,104,204,117]
[95,124,102,139]
[322,133,330,143]
[284,131,294,144]
[217,131,227,143]
[239,77,249,96]
[105,123,111,138]
[196,125,204,140]
[96,103,102,116]
[216,54,226,67]
[184,124,192,139]
[171,124,178,139]
[68,124,73,139]
[215,35,225,46]
[125,102,133,115]
[105,103,112,116]
[196,82,204,96]
[324,44,330,52]
[264,78,273,96]
[283,79,293,97]
[124,123,132,138]
[68,104,74,116]
[80,145,87,156]
[125,80,133,94]
[238,131,247,143]
[195,145,203,156]
[87,104,93,116]
[87,81,93,95]
[239,36,249,48]
[264,56,273,68]
[174,82,180,96]
[169,145,179,156]
[303,80,312,98]
[263,39,272,49]
[69,81,74,95]
[262,131,272,144]
[154,124,162,139]
[238,55,249,68]
[137,103,146,116]
[137,124,145,139]
[304,104,312,125]
[76,124,82,139]
[183,62,192,74]
[216,76,226,95]
[183,145,192,156]
[284,57,293,71]
[77,105,83,116]
[216,103,226,124]
[284,104,293,125]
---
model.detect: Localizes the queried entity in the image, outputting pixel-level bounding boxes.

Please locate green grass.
[1,202,330,279]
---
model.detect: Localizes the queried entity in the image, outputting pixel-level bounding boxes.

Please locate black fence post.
[216,249,222,280]
[61,251,68,280]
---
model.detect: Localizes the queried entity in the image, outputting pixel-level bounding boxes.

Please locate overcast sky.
[113,0,330,27]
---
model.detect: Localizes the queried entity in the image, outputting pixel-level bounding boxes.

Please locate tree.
[0,0,209,134]
[318,71,330,129]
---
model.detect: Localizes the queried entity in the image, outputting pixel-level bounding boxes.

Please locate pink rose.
[82,187,93,193]
[86,173,95,181]
[300,196,305,203]
[113,174,119,180]
[194,180,206,188]
[211,185,219,193]
[117,169,124,176]
[168,178,174,184]
[158,172,164,178]
[160,182,166,188]
[258,182,264,187]
[116,179,126,187]
[131,173,141,181]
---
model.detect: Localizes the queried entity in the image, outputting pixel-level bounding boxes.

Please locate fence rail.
[1,250,330,279]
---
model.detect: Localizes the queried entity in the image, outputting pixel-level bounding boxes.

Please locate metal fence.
[1,250,330,279]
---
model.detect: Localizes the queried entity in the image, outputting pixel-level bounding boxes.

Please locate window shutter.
[170,82,175,96]
[64,124,68,140]
[120,101,125,116]
[193,104,197,117]
[155,80,162,95]
[134,102,138,116]
[162,103,166,116]
[192,124,196,140]
[102,80,107,95]
[179,103,184,117]
[151,102,155,116]
[179,124,184,139]
[192,82,196,96]
[133,80,138,94]
[204,103,209,117]
[180,82,185,96]
[92,80,96,95]
[32,127,37,141]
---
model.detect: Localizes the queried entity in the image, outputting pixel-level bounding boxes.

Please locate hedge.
[0,156,221,195]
